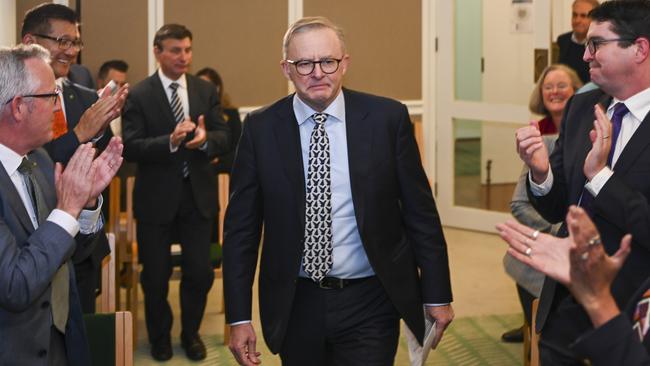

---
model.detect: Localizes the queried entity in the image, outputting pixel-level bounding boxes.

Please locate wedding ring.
[525,247,532,257]
[581,252,589,261]
[531,230,540,240]
[588,235,602,246]
[602,135,610,139]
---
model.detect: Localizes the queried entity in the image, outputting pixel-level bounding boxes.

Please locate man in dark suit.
[122,24,230,362]
[556,0,599,83]
[21,3,127,313]
[0,44,122,366]
[224,16,453,366]
[516,1,650,364]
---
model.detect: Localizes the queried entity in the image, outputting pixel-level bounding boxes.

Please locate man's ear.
[9,97,27,123]
[634,37,650,63]
[22,33,36,45]
[280,60,291,80]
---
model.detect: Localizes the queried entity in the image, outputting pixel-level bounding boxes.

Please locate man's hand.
[583,104,613,180]
[515,121,550,183]
[74,84,129,142]
[170,119,197,148]
[185,115,207,150]
[426,304,454,349]
[228,323,261,365]
[565,206,631,327]
[86,136,123,206]
[55,143,96,218]
[497,219,572,284]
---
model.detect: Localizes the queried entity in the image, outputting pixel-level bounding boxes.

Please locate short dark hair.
[590,0,650,48]
[98,60,129,80]
[196,67,223,97]
[153,24,192,49]
[21,3,78,38]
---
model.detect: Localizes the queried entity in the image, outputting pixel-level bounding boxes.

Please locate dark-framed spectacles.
[32,33,84,50]
[286,58,342,76]
[586,37,636,55]
[4,87,61,105]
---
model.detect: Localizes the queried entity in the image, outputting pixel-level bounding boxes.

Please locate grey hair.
[282,16,346,59]
[0,44,51,108]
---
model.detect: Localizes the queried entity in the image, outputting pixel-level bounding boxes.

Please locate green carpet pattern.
[134,313,523,365]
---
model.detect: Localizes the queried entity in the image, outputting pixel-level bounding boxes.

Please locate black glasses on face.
[286,58,342,76]
[33,33,84,50]
[586,37,635,55]
[5,87,61,105]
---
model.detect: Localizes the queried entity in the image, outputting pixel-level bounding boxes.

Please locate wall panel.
[304,0,421,100]
[165,0,288,107]
[81,0,149,87]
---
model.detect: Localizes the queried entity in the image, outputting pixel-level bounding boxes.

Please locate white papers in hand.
[405,308,438,366]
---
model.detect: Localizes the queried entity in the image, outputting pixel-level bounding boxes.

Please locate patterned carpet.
[134,313,524,365]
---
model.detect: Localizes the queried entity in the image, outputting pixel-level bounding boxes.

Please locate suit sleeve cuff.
[529,169,554,196]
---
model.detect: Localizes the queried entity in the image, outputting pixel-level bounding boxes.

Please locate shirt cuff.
[170,137,179,153]
[529,169,554,196]
[198,141,208,151]
[585,167,613,197]
[229,320,252,326]
[78,195,104,234]
[91,131,105,144]
[47,209,80,238]
[425,303,450,307]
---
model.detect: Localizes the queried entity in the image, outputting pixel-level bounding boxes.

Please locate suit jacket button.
[38,349,47,357]
[41,301,50,309]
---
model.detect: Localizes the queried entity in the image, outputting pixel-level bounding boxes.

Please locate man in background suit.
[516,1,650,364]
[224,16,453,366]
[21,3,127,314]
[122,24,230,361]
[557,0,599,83]
[0,44,122,366]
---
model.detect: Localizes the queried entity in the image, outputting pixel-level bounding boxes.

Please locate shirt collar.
[610,87,650,122]
[571,32,586,45]
[157,69,187,91]
[293,89,345,126]
[0,143,25,177]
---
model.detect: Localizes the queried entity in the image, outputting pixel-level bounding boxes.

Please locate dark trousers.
[138,181,214,344]
[74,258,99,313]
[280,276,400,366]
[538,292,592,366]
[517,284,536,327]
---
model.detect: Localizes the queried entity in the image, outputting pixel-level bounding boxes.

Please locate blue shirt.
[293,91,374,279]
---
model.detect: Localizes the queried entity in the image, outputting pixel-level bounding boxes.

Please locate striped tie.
[169,82,190,177]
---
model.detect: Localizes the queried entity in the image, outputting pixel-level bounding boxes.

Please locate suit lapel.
[612,106,650,175]
[186,75,200,121]
[272,96,306,226]
[62,81,82,129]
[150,74,177,128]
[343,90,372,234]
[0,159,36,233]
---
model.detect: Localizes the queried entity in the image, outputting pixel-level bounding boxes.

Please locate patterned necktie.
[302,113,333,282]
[607,102,629,166]
[169,82,190,177]
[18,158,69,333]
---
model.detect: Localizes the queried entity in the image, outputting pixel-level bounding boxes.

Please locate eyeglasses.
[286,58,342,76]
[542,83,570,92]
[4,87,61,105]
[32,33,84,50]
[586,37,635,55]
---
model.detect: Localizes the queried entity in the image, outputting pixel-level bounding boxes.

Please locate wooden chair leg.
[530,299,540,366]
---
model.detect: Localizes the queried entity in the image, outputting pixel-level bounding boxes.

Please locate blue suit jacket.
[0,148,91,365]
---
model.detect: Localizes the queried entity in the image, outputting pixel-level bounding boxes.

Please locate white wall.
[0,0,16,47]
